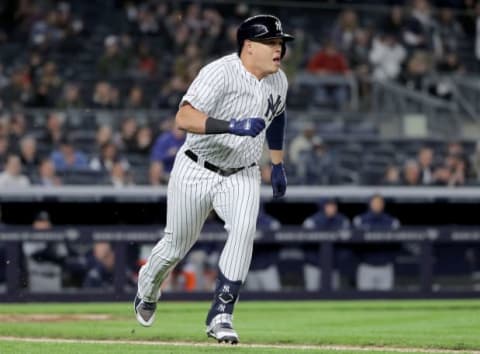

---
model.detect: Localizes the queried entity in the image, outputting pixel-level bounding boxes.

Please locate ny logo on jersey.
[265,94,282,122]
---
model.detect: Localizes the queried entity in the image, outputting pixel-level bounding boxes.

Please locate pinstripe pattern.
[137,52,287,303]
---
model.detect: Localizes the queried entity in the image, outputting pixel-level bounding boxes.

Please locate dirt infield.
[0,336,478,353]
[0,314,113,322]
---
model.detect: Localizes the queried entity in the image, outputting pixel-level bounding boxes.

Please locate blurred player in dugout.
[301,198,350,291]
[353,194,401,291]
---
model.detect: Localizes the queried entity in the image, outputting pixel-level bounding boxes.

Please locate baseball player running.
[134,14,294,344]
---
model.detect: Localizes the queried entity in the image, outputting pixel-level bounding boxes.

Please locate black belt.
[185,149,255,177]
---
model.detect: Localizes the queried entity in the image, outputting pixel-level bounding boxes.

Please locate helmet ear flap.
[281,42,286,59]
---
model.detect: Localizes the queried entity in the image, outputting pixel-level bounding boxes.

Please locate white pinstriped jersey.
[180,53,288,169]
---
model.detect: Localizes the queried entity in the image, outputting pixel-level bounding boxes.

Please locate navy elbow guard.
[266,111,286,150]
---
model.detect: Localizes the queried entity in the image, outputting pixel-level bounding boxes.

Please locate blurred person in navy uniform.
[245,205,282,291]
[301,198,350,291]
[22,211,94,290]
[23,211,64,292]
[303,198,350,231]
[353,194,400,230]
[353,194,400,291]
[83,242,115,288]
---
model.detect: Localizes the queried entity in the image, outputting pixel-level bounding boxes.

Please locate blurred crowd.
[304,0,478,108]
[0,0,478,110]
[287,125,480,185]
[0,111,186,187]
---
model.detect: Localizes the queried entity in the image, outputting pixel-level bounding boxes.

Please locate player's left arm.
[267,111,287,198]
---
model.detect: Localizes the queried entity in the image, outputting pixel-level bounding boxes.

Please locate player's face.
[250,38,283,75]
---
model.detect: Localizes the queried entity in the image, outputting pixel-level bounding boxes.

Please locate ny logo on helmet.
[275,20,282,32]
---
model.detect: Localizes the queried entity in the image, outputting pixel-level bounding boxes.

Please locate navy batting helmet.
[237,15,294,58]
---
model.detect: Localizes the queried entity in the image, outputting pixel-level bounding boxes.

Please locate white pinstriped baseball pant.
[137,148,261,302]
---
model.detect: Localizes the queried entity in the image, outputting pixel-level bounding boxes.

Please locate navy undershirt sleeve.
[266,111,286,150]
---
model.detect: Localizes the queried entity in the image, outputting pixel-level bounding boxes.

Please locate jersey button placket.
[255,81,265,119]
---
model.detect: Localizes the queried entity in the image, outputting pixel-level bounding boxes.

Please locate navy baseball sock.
[206,271,242,325]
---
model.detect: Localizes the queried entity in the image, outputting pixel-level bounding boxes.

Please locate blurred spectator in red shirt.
[131,41,157,78]
[307,40,350,109]
[307,40,349,74]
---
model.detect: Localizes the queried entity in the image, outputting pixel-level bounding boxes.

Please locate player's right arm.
[176,103,209,134]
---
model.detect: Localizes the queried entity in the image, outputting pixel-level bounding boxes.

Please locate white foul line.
[0,336,478,353]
